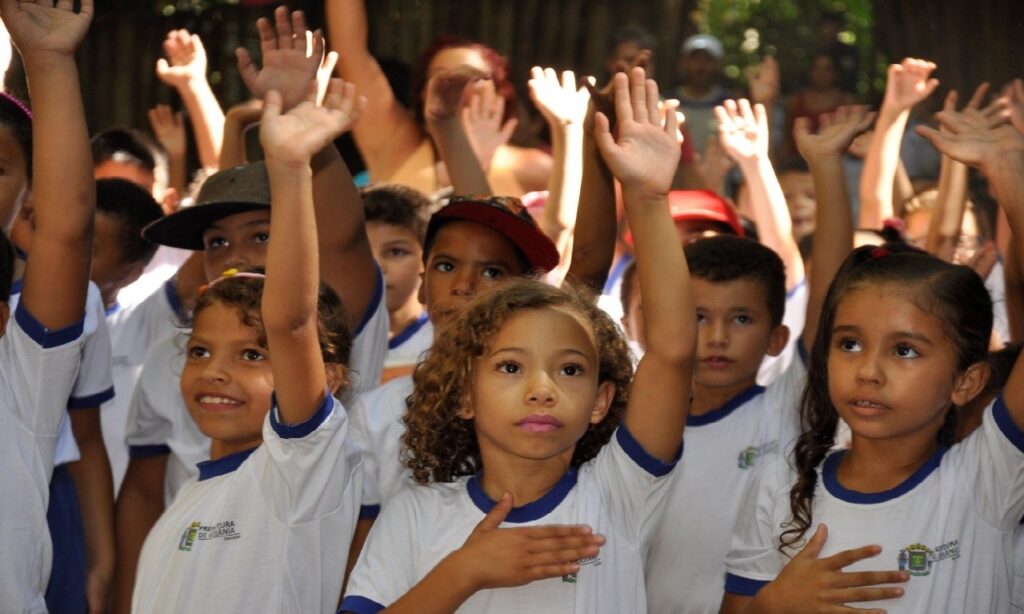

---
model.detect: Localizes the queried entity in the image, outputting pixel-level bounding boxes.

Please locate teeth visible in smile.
[854,400,885,408]
[199,396,240,405]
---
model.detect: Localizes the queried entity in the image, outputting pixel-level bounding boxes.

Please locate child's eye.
[187,346,209,359]
[387,247,410,258]
[837,337,861,352]
[242,349,266,361]
[733,314,752,325]
[434,261,454,273]
[254,232,270,243]
[894,344,920,359]
[560,364,584,377]
[496,361,520,374]
[696,312,707,324]
[204,236,228,249]
[482,267,504,280]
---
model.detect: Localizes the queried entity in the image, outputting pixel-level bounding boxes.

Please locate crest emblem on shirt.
[737,440,778,469]
[562,554,602,583]
[897,539,960,576]
[176,519,241,551]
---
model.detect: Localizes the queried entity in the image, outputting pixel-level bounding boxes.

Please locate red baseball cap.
[624,190,744,245]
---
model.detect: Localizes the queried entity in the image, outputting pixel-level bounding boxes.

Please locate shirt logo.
[562,555,602,583]
[177,520,241,551]
[897,539,960,576]
[737,440,778,469]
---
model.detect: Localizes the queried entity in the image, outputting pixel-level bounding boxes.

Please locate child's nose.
[451,269,476,296]
[854,353,885,385]
[525,373,556,406]
[707,320,729,346]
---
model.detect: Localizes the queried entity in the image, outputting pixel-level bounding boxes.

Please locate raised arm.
[916,107,1024,424]
[595,67,692,462]
[858,58,939,228]
[794,106,876,351]
[325,0,421,176]
[147,104,187,195]
[528,67,590,272]
[155,29,224,170]
[260,80,364,424]
[4,0,94,330]
[715,98,804,290]
[423,68,492,196]
[239,6,378,322]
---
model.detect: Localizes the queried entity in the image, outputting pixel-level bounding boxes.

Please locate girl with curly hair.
[342,67,694,613]
[131,81,367,611]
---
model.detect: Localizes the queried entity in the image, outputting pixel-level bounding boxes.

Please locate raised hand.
[529,67,591,128]
[423,66,490,123]
[916,118,1024,171]
[147,104,186,158]
[882,58,939,113]
[594,67,683,196]
[746,56,780,106]
[259,78,365,167]
[156,29,209,89]
[448,493,605,590]
[937,83,1010,135]
[316,47,339,105]
[794,105,875,160]
[461,78,518,169]
[583,49,653,133]
[755,525,908,613]
[237,6,323,113]
[1009,79,1024,135]
[0,0,93,57]
[715,98,769,163]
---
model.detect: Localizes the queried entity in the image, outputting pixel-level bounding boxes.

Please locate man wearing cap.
[672,34,733,156]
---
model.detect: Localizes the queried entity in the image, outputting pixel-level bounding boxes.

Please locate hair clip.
[198,268,266,295]
[870,247,890,260]
[0,92,31,119]
[881,216,907,237]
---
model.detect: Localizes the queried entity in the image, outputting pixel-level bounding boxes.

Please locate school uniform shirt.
[1013,524,1024,612]
[125,272,388,503]
[104,278,188,492]
[9,281,115,467]
[115,245,189,309]
[988,259,1010,346]
[348,375,415,518]
[342,426,680,613]
[756,279,807,386]
[379,314,432,384]
[0,304,85,612]
[131,393,362,613]
[644,356,805,614]
[724,397,1024,613]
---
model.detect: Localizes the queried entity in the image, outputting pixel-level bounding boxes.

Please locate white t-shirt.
[125,276,388,503]
[725,397,1024,613]
[380,314,432,384]
[132,393,361,613]
[756,279,807,385]
[348,375,415,517]
[10,281,114,467]
[103,278,187,492]
[1013,523,1024,612]
[645,357,805,614]
[0,305,85,612]
[343,426,679,613]
[115,245,189,309]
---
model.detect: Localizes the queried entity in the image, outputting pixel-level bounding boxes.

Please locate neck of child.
[209,437,262,462]
[478,449,575,508]
[690,377,758,416]
[389,299,425,339]
[837,432,942,494]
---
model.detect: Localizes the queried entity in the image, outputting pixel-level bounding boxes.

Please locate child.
[342,66,693,613]
[0,0,95,608]
[719,110,1024,612]
[112,8,389,609]
[131,80,365,612]
[361,183,433,383]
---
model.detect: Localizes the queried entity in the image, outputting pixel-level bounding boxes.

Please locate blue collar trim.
[467,468,578,523]
[105,302,122,317]
[388,312,429,350]
[197,446,257,481]
[10,277,22,295]
[823,446,948,504]
[687,384,766,426]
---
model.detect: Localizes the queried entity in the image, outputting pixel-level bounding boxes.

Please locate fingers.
[521,523,594,540]
[475,492,514,532]
[611,72,633,125]
[593,111,615,151]
[262,89,284,120]
[943,90,958,114]
[833,569,910,589]
[828,584,906,604]
[966,82,990,110]
[236,48,259,91]
[793,523,828,561]
[645,79,660,125]
[629,67,649,123]
[274,6,293,50]
[824,543,884,571]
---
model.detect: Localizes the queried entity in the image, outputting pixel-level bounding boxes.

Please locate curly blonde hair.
[401,278,634,484]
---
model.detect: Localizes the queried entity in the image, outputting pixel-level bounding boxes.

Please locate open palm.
[237,6,322,112]
[0,0,93,56]
[260,79,364,165]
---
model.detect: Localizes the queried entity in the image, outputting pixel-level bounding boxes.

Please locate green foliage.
[697,0,876,98]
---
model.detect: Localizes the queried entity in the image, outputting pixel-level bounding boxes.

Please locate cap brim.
[429,202,560,272]
[142,201,270,250]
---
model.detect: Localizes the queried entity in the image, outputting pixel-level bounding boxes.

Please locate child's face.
[201,209,271,282]
[904,208,982,265]
[181,300,273,456]
[827,284,969,446]
[0,125,28,231]
[692,277,787,393]
[366,221,424,314]
[468,307,613,466]
[91,212,143,304]
[420,221,528,327]
[779,171,816,241]
[94,159,157,199]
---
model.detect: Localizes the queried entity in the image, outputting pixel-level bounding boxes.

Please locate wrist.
[437,549,480,596]
[264,155,315,174]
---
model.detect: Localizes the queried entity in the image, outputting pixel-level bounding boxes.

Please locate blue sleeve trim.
[129,444,171,459]
[993,394,1024,454]
[67,386,115,409]
[785,278,807,299]
[14,303,84,348]
[163,278,186,321]
[615,425,681,477]
[359,504,381,520]
[353,267,385,337]
[339,596,385,614]
[796,340,809,366]
[270,391,334,439]
[724,572,768,597]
